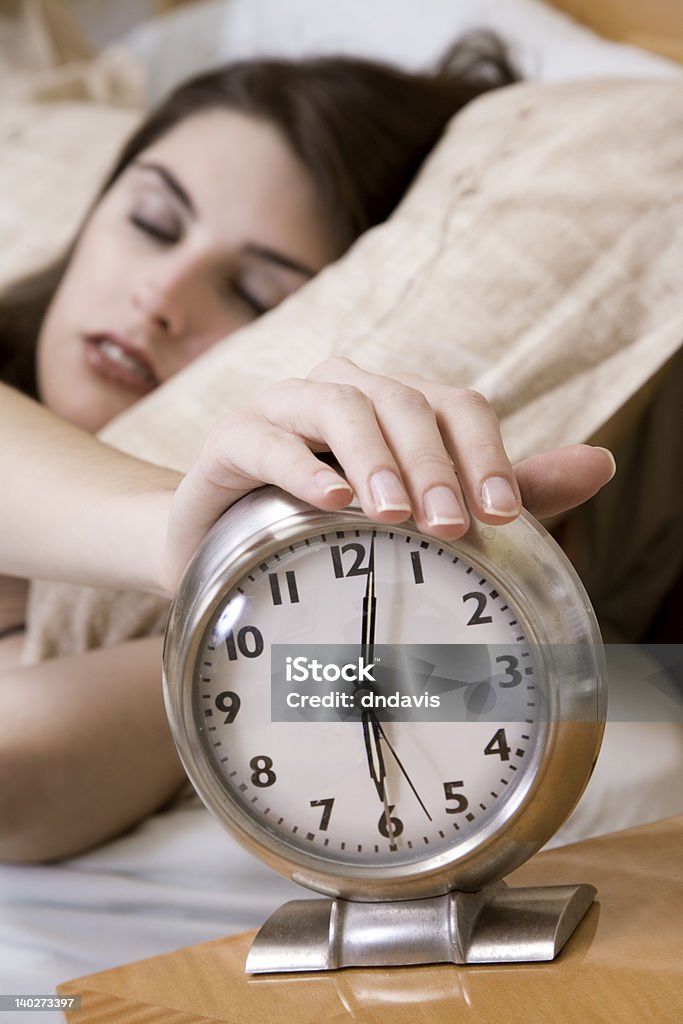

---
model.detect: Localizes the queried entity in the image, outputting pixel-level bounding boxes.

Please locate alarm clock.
[162,486,606,972]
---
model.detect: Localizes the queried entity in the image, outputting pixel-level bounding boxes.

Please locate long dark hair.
[0,34,519,397]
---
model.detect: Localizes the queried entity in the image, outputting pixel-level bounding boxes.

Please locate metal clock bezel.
[163,486,606,900]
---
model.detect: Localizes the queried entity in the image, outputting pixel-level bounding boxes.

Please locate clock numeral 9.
[443,780,469,814]
[226,625,264,661]
[378,805,404,839]
[215,691,241,723]
[250,755,276,788]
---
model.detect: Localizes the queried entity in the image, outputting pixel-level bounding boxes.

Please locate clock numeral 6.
[215,691,241,723]
[443,780,469,814]
[226,625,264,661]
[378,805,404,839]
[250,755,276,788]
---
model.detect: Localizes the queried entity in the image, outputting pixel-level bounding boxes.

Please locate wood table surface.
[59,815,683,1023]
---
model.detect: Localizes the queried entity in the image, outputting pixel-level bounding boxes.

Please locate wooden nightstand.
[59,815,683,1023]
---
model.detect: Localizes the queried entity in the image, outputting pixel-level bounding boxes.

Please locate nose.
[131,257,196,337]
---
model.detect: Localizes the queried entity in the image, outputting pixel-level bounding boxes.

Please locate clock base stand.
[245,880,596,973]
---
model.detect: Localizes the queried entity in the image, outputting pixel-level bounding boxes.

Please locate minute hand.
[359,536,386,800]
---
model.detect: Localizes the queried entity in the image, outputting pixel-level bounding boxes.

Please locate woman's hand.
[162,357,615,592]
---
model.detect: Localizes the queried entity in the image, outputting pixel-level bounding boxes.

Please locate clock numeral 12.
[330,542,368,578]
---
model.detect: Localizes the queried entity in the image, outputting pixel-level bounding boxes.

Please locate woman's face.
[36,109,338,432]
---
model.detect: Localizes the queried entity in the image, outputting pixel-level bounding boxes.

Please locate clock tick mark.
[277,818,284,825]
[220,757,228,763]
[423,836,430,845]
[490,589,498,599]
[239,783,247,792]
[490,791,498,798]
[438,830,445,838]
[525,667,534,675]
[516,748,525,757]
[522,734,530,740]
[500,604,508,612]
[306,832,315,841]
[500,778,509,786]
[465,812,475,822]
[509,765,518,771]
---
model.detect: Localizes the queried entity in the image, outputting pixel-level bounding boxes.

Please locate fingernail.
[369,469,411,512]
[423,486,466,526]
[593,446,617,480]
[315,469,352,496]
[481,476,520,516]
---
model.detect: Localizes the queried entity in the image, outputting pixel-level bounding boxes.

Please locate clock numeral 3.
[250,755,277,788]
[443,780,469,814]
[496,654,522,687]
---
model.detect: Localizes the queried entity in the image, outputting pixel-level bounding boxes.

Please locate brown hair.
[0,33,519,397]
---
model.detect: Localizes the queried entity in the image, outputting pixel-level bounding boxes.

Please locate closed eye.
[129,213,180,244]
[230,279,272,317]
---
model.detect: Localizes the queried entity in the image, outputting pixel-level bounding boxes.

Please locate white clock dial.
[164,489,605,901]
[192,526,547,869]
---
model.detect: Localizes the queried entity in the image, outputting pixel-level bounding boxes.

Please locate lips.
[83,334,159,395]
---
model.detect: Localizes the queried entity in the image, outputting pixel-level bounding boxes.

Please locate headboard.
[156,0,683,65]
[547,0,683,65]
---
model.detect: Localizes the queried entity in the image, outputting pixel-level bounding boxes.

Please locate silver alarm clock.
[162,486,606,972]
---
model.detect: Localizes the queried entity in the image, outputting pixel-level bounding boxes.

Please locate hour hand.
[362,707,386,801]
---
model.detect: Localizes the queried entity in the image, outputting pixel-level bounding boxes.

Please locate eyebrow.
[243,245,316,279]
[133,160,317,278]
[133,160,196,215]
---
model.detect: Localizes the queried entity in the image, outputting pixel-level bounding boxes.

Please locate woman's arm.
[2,360,616,593]
[0,635,184,862]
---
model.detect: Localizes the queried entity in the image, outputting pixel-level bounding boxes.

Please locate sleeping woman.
[0,39,616,862]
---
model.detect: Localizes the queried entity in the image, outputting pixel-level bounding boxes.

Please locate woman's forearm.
[2,383,179,593]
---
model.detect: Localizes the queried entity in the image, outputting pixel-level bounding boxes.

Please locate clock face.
[187,524,548,872]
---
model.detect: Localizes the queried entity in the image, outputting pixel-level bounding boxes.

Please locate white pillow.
[121,0,681,104]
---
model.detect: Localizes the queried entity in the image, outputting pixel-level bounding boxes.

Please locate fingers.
[306,358,523,537]
[165,356,618,591]
[514,445,616,520]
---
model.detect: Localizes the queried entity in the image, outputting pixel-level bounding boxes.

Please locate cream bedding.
[17,75,683,661]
